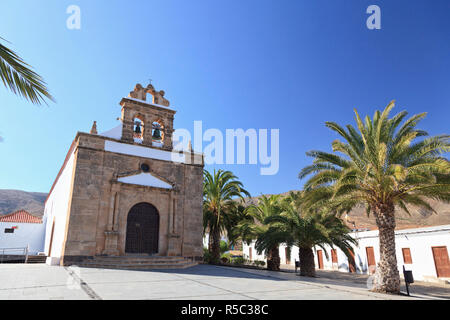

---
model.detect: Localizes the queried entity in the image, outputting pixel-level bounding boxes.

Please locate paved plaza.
[0,263,448,300]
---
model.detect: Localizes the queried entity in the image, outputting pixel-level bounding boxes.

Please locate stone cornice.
[120,97,176,115]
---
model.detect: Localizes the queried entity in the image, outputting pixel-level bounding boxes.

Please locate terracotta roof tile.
[0,210,42,224]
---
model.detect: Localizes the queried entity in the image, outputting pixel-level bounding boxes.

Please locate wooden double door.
[125,203,160,255]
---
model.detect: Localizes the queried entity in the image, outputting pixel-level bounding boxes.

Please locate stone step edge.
[92,257,188,261]
[77,262,198,270]
[79,260,192,266]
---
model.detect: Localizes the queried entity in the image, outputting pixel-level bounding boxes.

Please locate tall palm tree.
[256,191,356,277]
[299,101,450,292]
[0,37,54,105]
[203,169,250,263]
[224,201,248,247]
[236,194,284,271]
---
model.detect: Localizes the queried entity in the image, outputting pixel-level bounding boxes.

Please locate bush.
[232,256,245,265]
[220,240,229,255]
[220,252,231,264]
[203,248,212,264]
[254,260,266,267]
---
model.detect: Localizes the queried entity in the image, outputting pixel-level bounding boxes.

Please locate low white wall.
[0,220,46,254]
[243,225,450,282]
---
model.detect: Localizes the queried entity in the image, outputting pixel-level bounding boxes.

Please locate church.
[43,83,204,268]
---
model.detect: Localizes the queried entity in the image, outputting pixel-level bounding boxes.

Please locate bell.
[152,128,162,140]
[134,123,142,134]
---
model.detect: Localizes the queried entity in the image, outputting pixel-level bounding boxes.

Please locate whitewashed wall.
[0,220,46,254]
[202,233,230,249]
[44,150,76,265]
[243,225,450,282]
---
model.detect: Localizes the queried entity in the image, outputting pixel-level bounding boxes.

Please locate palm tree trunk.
[210,228,221,264]
[266,246,280,271]
[373,206,400,294]
[208,231,213,252]
[299,247,316,277]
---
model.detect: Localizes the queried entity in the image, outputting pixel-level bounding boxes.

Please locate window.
[140,163,150,172]
[402,248,413,264]
[4,228,14,233]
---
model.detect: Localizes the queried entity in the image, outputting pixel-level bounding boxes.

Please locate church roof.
[0,210,42,224]
[99,124,123,140]
[117,172,173,189]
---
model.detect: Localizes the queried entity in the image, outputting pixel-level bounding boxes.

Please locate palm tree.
[299,101,450,293]
[203,169,250,264]
[236,194,284,271]
[224,201,248,247]
[256,191,356,277]
[0,37,54,105]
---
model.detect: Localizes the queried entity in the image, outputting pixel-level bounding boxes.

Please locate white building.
[43,145,76,265]
[243,224,450,283]
[0,210,46,255]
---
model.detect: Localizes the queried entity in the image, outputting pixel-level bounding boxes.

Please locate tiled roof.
[0,210,42,224]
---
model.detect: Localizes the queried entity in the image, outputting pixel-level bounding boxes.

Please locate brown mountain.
[0,189,47,217]
[246,191,450,230]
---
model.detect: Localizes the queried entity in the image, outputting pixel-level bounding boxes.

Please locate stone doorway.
[125,203,159,255]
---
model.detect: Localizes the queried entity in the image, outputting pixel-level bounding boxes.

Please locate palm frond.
[0,40,54,105]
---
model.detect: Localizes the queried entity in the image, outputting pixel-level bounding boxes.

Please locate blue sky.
[0,0,449,196]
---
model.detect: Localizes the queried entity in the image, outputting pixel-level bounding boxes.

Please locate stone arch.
[132,113,146,143]
[151,119,165,147]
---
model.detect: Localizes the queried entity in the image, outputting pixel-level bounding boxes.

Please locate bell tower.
[119,83,175,150]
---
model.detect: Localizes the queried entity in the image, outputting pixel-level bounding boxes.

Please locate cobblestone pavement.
[0,263,447,300]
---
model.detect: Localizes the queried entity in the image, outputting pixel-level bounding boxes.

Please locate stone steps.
[77,256,197,270]
[92,256,186,262]
[26,255,47,263]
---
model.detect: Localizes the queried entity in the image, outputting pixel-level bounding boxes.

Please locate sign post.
[403,265,414,296]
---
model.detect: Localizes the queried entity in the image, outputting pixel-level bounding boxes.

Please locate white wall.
[44,150,76,265]
[0,220,46,254]
[243,225,450,282]
[242,242,266,262]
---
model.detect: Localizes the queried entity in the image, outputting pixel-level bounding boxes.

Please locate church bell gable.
[119,83,176,150]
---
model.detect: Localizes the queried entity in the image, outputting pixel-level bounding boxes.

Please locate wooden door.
[402,248,413,264]
[366,247,376,274]
[285,247,291,264]
[331,249,338,264]
[125,203,159,254]
[432,246,450,278]
[317,250,324,269]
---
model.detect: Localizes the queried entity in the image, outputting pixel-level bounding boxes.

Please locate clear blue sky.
[0,0,449,196]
